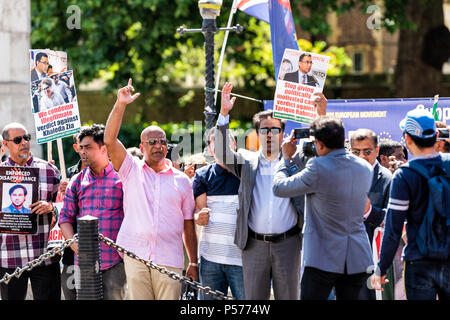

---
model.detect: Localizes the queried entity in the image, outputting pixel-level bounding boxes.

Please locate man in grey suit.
[214,82,327,300]
[273,116,373,300]
[350,129,392,300]
[31,52,49,82]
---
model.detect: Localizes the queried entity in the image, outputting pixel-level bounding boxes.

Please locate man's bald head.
[2,122,28,141]
[140,125,166,142]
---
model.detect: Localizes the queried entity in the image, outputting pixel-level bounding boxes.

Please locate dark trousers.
[61,264,77,300]
[358,273,376,300]
[301,266,366,300]
[0,262,61,300]
[404,260,450,300]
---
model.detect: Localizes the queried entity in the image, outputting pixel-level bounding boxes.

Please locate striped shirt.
[378,154,447,275]
[59,163,124,271]
[193,163,242,266]
[0,155,61,269]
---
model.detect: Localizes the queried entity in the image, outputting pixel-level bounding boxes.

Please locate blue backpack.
[402,153,450,260]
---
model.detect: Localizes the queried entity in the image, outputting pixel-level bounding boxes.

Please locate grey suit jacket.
[273,148,373,274]
[214,124,308,250]
[365,161,392,244]
[31,68,40,83]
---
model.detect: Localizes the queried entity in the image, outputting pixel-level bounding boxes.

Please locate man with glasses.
[0,122,61,300]
[283,53,319,87]
[39,78,65,111]
[214,82,327,300]
[31,52,49,82]
[105,79,197,300]
[350,129,393,300]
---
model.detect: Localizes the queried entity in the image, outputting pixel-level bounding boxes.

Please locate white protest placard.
[273,48,330,124]
[29,49,81,144]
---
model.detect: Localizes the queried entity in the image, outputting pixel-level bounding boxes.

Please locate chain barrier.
[98,233,234,300]
[0,235,78,285]
[0,233,234,300]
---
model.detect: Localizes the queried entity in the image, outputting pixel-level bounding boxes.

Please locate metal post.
[77,215,103,300]
[177,0,243,132]
[203,18,218,131]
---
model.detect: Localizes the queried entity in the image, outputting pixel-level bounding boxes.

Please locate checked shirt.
[0,155,61,269]
[59,163,124,271]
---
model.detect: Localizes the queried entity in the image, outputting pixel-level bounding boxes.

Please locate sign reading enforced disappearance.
[0,167,39,234]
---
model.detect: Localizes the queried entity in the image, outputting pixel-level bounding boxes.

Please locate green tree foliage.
[31,0,352,101]
[32,0,215,91]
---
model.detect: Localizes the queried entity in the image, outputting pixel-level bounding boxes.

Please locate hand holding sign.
[30,200,54,215]
[313,93,328,116]
[282,130,298,161]
[117,78,140,106]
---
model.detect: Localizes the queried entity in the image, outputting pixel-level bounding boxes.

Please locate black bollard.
[77,215,103,300]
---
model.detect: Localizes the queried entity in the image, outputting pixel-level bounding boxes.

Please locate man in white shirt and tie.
[283,53,319,87]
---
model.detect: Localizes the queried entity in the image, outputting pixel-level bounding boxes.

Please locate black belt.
[248,225,300,243]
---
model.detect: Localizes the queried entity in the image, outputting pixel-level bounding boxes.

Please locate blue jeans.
[404,260,450,300]
[199,256,245,300]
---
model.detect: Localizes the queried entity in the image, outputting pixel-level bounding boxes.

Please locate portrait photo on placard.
[1,183,33,214]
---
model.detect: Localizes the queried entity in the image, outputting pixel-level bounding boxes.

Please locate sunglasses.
[145,138,168,146]
[351,149,374,156]
[259,127,282,135]
[6,134,31,145]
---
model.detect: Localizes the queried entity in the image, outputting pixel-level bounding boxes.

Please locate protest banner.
[273,48,330,124]
[0,167,39,234]
[30,49,80,181]
[265,97,450,144]
[47,202,64,249]
[30,70,81,144]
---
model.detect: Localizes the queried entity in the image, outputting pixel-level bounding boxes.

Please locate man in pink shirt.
[104,79,198,300]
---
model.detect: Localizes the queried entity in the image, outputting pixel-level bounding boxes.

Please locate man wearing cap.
[371,108,450,300]
[2,185,31,214]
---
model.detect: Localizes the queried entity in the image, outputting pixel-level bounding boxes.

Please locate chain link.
[0,235,78,285]
[98,234,234,300]
[0,233,234,300]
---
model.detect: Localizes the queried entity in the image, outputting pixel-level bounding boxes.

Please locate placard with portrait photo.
[0,167,39,234]
[273,48,330,125]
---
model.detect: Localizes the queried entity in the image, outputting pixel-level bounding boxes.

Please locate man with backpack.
[371,108,450,300]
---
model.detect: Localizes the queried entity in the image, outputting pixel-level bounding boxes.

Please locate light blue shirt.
[217,114,297,234]
[2,204,31,214]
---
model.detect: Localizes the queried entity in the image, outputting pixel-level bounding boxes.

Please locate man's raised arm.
[104,78,140,171]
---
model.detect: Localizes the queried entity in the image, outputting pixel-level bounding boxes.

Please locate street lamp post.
[177,0,243,131]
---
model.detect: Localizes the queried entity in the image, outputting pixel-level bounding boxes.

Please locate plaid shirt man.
[0,155,61,269]
[59,163,124,270]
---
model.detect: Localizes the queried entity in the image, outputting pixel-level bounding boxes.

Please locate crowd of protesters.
[0,79,449,300]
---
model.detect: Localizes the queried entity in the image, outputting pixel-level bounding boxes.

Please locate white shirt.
[248,150,297,234]
[217,113,298,234]
[39,91,65,110]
